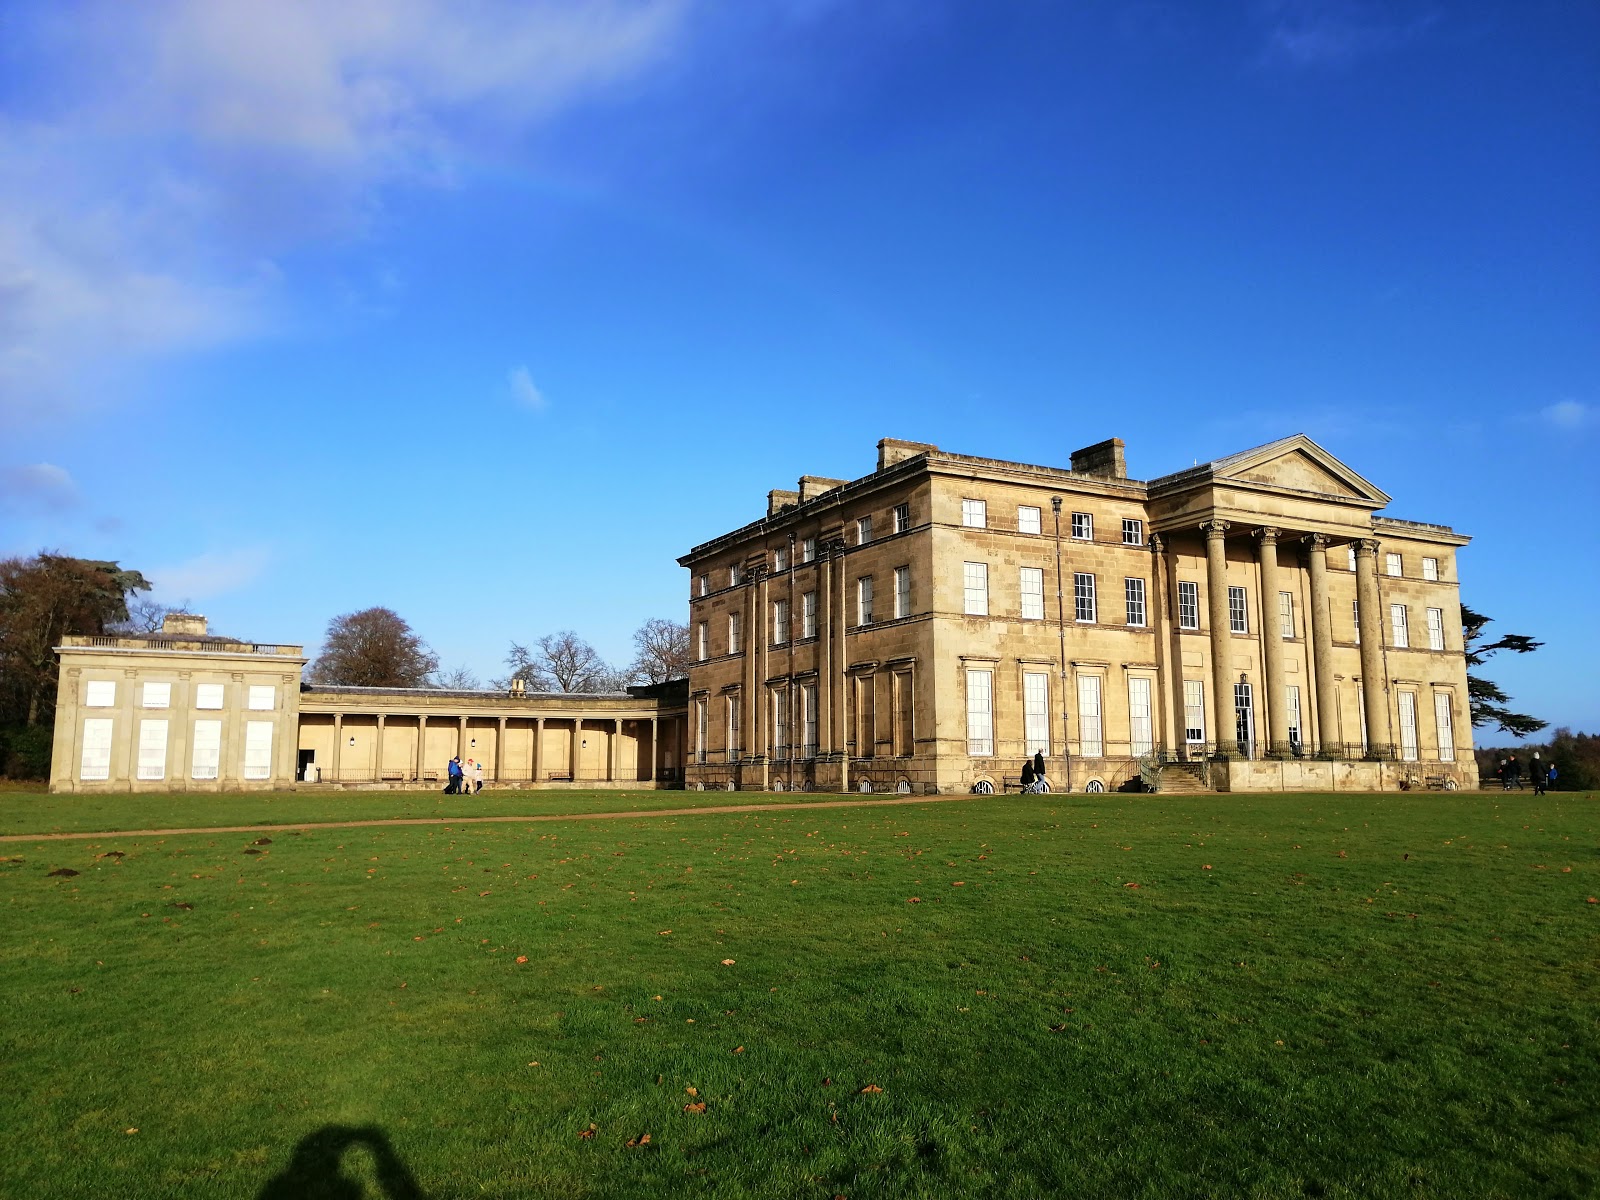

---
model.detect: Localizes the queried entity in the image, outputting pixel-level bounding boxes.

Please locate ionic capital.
[1200,519,1230,539]
[1353,538,1380,558]
[1301,532,1329,550]
[1253,526,1281,545]
[1148,532,1164,554]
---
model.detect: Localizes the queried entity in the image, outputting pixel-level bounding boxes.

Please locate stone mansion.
[48,433,1478,794]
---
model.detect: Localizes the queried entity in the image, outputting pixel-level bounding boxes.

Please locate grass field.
[1,789,1595,1198]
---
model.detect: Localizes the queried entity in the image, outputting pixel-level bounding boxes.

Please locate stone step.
[1156,765,1212,794]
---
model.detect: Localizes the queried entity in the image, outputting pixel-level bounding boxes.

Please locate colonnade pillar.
[496,716,507,782]
[415,715,426,781]
[1202,520,1233,754]
[1303,534,1337,754]
[610,718,621,782]
[375,714,386,780]
[1354,538,1392,756]
[534,716,544,783]
[649,716,659,781]
[1255,527,1287,753]
[331,712,343,782]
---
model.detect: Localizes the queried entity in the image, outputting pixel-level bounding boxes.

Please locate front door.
[1234,682,1255,759]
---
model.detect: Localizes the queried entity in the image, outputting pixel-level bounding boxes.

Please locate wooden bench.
[1424,775,1457,791]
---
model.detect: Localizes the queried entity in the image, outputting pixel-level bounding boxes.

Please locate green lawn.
[1,791,1595,1198]
[0,786,847,838]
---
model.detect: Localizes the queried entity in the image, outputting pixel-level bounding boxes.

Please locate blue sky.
[1,1,1595,734]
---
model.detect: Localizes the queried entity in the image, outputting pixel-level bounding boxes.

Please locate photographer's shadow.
[257,1125,426,1200]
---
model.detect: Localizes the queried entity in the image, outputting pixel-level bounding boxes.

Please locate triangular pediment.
[1208,435,1391,506]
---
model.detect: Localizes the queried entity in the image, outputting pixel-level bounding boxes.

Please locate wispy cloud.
[0,462,80,514]
[508,365,549,412]
[147,546,272,601]
[1258,0,1438,67]
[1541,400,1591,430]
[0,1,690,422]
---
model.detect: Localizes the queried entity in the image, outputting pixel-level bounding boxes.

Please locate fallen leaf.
[578,1125,596,1140]
[720,959,736,966]
[1049,1023,1068,1032]
[683,1101,706,1113]
[732,1046,744,1054]
[1203,865,1212,870]
[685,1086,698,1096]
[658,930,672,936]
[860,1084,882,1094]
[951,881,965,887]
[47,868,79,878]
[124,1128,138,1135]
[625,1133,651,1148]
[515,956,528,964]
[906,897,922,904]
[653,995,664,1001]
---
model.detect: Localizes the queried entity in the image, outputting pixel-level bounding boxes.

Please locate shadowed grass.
[0,786,861,837]
[1,791,1595,1198]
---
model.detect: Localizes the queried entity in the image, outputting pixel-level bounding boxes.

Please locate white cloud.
[0,462,80,513]
[1259,0,1437,67]
[0,1,690,422]
[147,547,272,601]
[1540,400,1590,430]
[508,365,549,412]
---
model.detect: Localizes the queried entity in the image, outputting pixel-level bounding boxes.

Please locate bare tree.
[501,632,627,693]
[432,664,482,690]
[630,617,690,685]
[111,597,195,635]
[308,607,439,687]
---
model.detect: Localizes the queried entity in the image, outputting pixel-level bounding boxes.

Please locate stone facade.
[49,614,689,793]
[677,435,1479,794]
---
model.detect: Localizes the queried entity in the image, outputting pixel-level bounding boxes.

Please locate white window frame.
[695,698,708,763]
[195,683,224,710]
[1352,599,1361,645]
[1286,685,1302,750]
[1128,676,1153,757]
[248,685,275,711]
[772,598,789,646]
[774,547,788,572]
[730,563,744,587]
[1228,586,1248,634]
[1023,672,1050,756]
[697,622,708,661]
[1390,603,1409,649]
[1124,577,1146,627]
[244,720,273,781]
[1434,691,1456,762]
[1422,557,1439,581]
[857,515,872,545]
[894,566,911,619]
[1398,691,1418,762]
[857,576,874,626]
[80,717,113,781]
[85,680,116,708]
[962,498,987,528]
[802,537,816,564]
[1122,518,1144,546]
[1077,675,1103,756]
[1386,552,1402,578]
[1017,505,1041,535]
[1074,572,1096,623]
[1348,546,1358,571]
[191,718,222,780]
[802,591,817,639]
[727,611,742,655]
[141,682,171,709]
[802,683,819,757]
[1178,581,1199,631]
[1020,567,1044,621]
[772,689,790,760]
[1183,680,1205,745]
[963,562,989,616]
[726,696,740,762]
[137,718,168,781]
[1426,607,1445,651]
[698,574,709,597]
[965,669,994,757]
[1071,512,1093,541]
[1279,591,1294,640]
[893,503,910,534]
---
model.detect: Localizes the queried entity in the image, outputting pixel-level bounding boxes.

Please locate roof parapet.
[1070,438,1126,480]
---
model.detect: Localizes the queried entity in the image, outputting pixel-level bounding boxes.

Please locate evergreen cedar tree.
[1460,603,1546,737]
[309,607,439,688]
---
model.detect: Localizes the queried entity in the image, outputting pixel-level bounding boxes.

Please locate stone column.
[496,716,507,782]
[572,719,583,780]
[1149,534,1178,753]
[1202,520,1233,755]
[836,542,850,793]
[1303,534,1337,756]
[414,714,426,781]
[375,713,386,781]
[1255,527,1287,755]
[610,717,621,782]
[649,715,659,782]
[331,712,343,783]
[1354,538,1393,757]
[534,716,544,783]
[819,550,832,755]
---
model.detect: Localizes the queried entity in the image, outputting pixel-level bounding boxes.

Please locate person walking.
[1033,749,1048,791]
[445,756,462,794]
[1020,758,1036,794]
[1530,752,1545,795]
[472,758,485,794]
[1507,753,1524,791]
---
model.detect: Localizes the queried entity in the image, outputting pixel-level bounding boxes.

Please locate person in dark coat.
[1020,759,1036,793]
[1530,752,1546,795]
[1507,754,1523,790]
[445,756,463,794]
[1033,750,1047,787]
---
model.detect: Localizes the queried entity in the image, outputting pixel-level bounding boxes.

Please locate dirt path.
[0,793,983,843]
